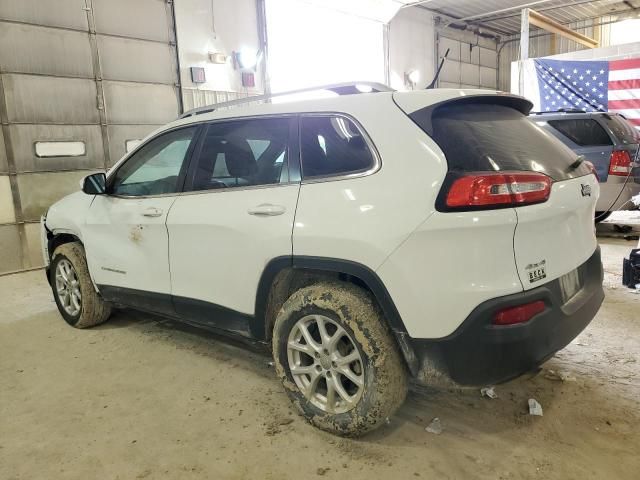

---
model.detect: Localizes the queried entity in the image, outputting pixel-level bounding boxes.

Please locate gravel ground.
[1,238,638,480]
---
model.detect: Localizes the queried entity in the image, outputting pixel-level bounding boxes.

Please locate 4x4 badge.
[581,184,592,197]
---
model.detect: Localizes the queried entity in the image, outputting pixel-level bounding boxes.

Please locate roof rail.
[178,81,393,119]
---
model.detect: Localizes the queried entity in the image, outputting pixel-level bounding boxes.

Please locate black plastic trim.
[255,256,408,336]
[407,247,604,385]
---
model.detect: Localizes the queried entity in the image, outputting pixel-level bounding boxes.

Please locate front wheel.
[272,281,407,437]
[50,242,111,328]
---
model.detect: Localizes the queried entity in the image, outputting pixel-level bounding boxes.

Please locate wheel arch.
[255,256,409,342]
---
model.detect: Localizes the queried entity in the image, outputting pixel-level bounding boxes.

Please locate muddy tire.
[50,242,111,328]
[272,281,407,437]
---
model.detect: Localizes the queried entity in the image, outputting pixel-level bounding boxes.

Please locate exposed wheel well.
[256,257,408,342]
[48,233,82,262]
[261,267,372,341]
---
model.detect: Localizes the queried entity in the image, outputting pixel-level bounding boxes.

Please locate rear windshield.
[415,103,590,181]
[599,114,639,145]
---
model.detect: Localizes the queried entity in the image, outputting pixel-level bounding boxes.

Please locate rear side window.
[599,114,639,145]
[420,104,589,181]
[300,116,375,178]
[189,118,291,191]
[546,119,612,146]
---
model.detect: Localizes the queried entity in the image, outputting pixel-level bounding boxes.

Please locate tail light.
[608,150,632,176]
[444,172,552,210]
[493,300,546,326]
[584,161,599,181]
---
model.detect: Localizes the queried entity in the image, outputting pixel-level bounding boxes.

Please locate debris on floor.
[528,398,544,417]
[425,417,443,435]
[480,386,498,399]
[544,369,577,382]
[317,467,330,476]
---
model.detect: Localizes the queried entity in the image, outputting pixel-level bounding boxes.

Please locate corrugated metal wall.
[0,0,181,275]
[498,18,613,91]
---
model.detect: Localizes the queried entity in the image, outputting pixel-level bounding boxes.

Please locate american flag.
[534,57,640,128]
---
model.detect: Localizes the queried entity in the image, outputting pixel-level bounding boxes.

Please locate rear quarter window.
[419,104,589,181]
[546,119,612,146]
[599,114,640,145]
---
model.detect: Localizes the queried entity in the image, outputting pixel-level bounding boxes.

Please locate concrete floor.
[1,238,638,480]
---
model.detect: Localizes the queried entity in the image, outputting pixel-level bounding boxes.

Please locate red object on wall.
[242,72,255,88]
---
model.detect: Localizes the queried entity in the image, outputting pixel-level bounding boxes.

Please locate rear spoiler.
[408,94,533,136]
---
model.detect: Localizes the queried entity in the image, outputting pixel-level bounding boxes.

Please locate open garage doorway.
[264,0,386,94]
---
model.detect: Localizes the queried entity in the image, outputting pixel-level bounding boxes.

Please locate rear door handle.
[247,203,286,216]
[142,207,163,217]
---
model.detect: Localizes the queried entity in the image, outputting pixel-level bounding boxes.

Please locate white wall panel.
[388,7,436,90]
[0,128,6,173]
[103,81,178,125]
[98,35,177,84]
[0,23,93,78]
[0,0,88,31]
[8,125,103,172]
[461,63,480,86]
[2,74,99,124]
[93,0,170,42]
[0,176,16,224]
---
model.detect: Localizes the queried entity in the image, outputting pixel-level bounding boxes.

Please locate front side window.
[547,119,612,146]
[300,116,375,178]
[110,127,198,196]
[189,118,291,191]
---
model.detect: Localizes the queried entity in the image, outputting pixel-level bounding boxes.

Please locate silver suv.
[531,111,640,221]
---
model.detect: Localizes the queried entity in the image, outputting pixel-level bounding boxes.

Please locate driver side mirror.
[82,173,107,195]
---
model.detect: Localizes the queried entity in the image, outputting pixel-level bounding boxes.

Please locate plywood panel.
[0,23,93,78]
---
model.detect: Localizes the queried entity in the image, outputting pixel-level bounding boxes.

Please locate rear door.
[166,116,299,337]
[540,117,614,182]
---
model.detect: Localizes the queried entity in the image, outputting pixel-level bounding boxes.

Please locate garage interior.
[1,0,639,478]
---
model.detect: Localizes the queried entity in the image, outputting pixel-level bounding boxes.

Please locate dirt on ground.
[1,238,638,480]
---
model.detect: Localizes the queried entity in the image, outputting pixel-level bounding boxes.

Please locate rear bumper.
[407,247,604,386]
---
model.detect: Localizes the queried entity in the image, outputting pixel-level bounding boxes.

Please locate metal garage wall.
[437,34,498,90]
[0,0,180,274]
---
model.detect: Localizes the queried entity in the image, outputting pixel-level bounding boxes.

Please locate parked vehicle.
[530,110,640,221]
[41,84,605,436]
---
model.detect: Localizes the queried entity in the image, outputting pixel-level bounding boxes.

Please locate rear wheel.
[272,281,407,437]
[50,242,111,328]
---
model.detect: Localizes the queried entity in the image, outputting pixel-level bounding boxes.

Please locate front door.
[166,117,299,336]
[83,125,200,314]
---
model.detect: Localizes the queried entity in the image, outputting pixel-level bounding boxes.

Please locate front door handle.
[142,207,163,218]
[247,203,286,216]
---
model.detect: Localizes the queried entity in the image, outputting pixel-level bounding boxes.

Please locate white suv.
[42,84,604,436]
